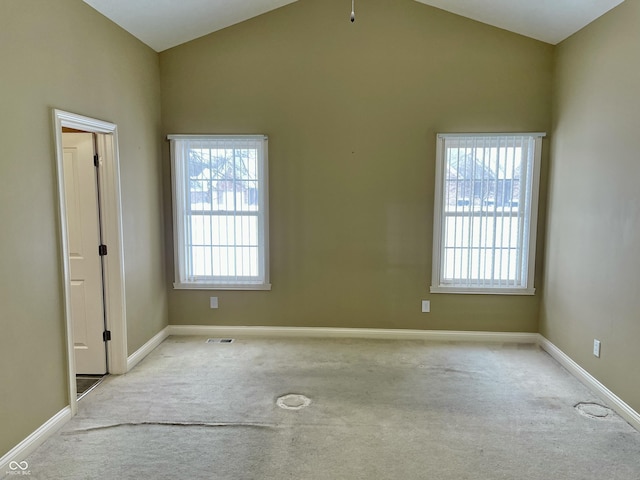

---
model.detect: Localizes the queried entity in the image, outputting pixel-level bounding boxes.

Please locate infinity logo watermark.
[6,460,31,476]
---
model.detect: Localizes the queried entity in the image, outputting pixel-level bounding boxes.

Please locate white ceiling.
[416,0,625,45]
[83,0,625,52]
[83,0,298,52]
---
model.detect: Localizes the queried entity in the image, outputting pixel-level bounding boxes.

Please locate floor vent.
[76,375,106,399]
[206,338,234,344]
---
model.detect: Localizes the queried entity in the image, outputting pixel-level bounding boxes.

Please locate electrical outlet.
[421,300,430,313]
[593,339,601,358]
[210,297,219,309]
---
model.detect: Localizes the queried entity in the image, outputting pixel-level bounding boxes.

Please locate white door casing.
[54,109,128,415]
[62,133,107,374]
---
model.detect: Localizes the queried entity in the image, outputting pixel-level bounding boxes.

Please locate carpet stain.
[277,394,311,410]
[574,402,614,419]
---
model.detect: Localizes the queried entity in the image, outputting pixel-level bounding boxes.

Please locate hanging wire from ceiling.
[350,0,355,22]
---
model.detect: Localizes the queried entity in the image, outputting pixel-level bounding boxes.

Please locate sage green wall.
[0,0,167,457]
[541,0,640,413]
[161,0,553,331]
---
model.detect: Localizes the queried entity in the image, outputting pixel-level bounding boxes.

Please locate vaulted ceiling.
[83,0,625,52]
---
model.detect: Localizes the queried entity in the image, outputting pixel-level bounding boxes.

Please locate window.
[431,133,544,294]
[169,135,270,290]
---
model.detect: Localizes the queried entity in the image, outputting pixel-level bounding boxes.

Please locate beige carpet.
[14,336,640,479]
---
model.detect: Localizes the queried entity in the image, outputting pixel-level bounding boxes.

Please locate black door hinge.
[103,330,111,342]
[98,244,108,256]
[94,154,99,167]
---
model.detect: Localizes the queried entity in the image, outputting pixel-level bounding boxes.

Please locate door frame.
[53,109,128,415]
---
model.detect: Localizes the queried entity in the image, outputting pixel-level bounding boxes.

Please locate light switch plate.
[210,297,219,309]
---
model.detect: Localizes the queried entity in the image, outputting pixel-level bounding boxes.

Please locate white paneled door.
[62,133,107,374]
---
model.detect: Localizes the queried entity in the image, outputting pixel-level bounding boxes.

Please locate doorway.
[53,110,128,415]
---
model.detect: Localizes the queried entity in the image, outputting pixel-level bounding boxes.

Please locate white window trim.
[430,132,545,295]
[169,134,271,291]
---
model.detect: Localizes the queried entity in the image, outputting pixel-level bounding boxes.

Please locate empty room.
[1,0,639,478]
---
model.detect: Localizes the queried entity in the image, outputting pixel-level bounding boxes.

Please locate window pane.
[189,246,259,279]
[234,247,259,277]
[188,215,259,247]
[190,246,212,277]
[234,148,258,180]
[195,246,259,278]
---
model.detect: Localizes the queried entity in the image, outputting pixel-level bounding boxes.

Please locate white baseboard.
[167,325,539,344]
[0,407,71,473]
[538,334,640,431]
[127,326,170,372]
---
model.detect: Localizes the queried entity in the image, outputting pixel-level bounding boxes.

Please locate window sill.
[430,286,535,296]
[173,282,272,291]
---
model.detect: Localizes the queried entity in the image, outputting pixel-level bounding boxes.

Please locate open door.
[62,132,107,374]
